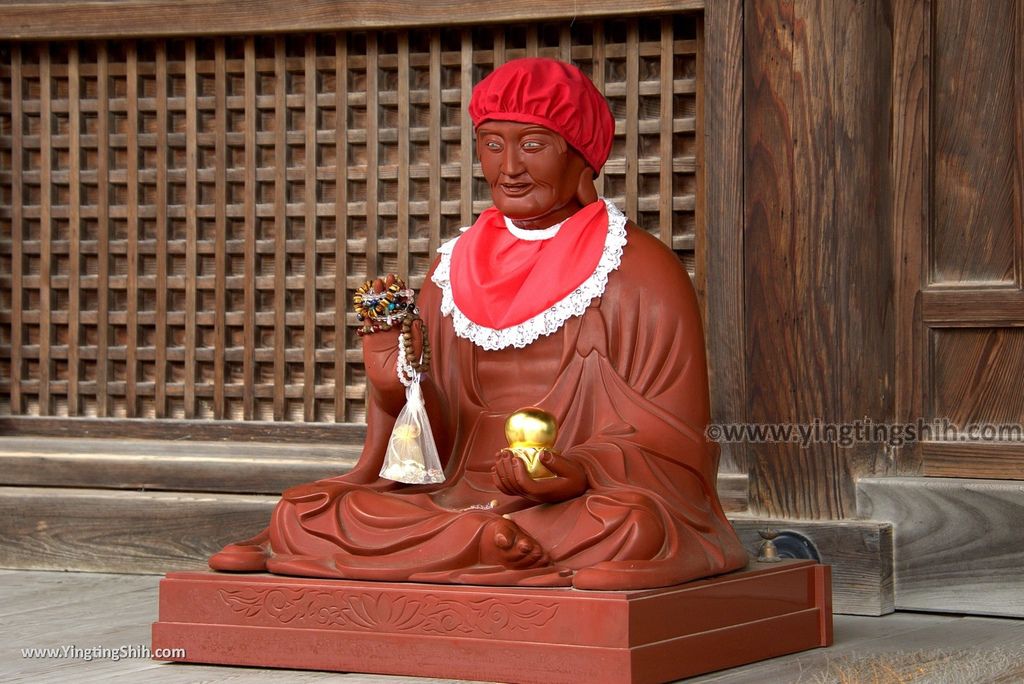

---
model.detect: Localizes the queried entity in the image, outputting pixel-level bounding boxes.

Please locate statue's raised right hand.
[358,276,424,414]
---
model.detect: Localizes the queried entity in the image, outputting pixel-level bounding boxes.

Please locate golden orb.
[505,407,558,448]
[505,407,558,479]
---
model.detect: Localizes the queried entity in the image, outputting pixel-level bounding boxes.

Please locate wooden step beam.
[0,436,750,510]
[0,416,367,444]
[0,483,746,575]
[728,516,893,616]
[0,437,360,494]
[857,476,1024,618]
[0,486,277,574]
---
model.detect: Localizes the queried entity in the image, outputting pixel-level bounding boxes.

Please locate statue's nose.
[501,147,526,177]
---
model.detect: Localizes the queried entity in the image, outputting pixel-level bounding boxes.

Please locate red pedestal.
[152,560,832,684]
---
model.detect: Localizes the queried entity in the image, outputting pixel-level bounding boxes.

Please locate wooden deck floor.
[2,569,1023,683]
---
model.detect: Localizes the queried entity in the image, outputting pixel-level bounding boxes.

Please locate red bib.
[449,200,609,330]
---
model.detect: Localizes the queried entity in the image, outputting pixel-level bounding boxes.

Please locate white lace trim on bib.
[431,198,628,351]
[503,215,565,241]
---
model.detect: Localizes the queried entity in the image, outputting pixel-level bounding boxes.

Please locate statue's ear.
[576,167,599,205]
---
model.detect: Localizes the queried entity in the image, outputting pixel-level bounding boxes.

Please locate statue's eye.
[522,140,543,150]
[485,140,502,151]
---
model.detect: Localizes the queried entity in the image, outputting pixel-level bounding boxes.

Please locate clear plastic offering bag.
[379,379,445,484]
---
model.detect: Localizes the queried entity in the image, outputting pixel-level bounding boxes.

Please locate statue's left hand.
[492,449,588,503]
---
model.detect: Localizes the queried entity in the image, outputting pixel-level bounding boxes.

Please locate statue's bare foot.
[480,518,549,570]
[208,528,270,572]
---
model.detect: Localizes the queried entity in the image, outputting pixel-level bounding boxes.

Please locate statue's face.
[476,120,589,227]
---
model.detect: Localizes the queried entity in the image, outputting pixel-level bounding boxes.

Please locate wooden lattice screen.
[0,15,702,425]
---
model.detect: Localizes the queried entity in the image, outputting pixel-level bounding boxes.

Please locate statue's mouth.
[499,182,533,197]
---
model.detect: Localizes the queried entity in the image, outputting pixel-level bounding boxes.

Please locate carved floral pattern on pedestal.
[218,587,559,635]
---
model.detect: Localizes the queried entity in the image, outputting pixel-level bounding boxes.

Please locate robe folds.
[254,223,747,590]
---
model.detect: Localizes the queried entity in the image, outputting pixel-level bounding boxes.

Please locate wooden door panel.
[931,327,1024,426]
[931,0,1018,286]
[912,0,1024,479]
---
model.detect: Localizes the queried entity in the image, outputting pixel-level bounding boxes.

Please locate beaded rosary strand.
[397,316,431,387]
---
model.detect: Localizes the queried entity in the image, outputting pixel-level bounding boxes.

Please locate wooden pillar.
[743,0,895,518]
[704,0,747,474]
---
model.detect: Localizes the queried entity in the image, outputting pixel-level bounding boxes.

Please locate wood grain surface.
[893,0,1024,483]
[922,442,1024,480]
[0,0,705,40]
[716,472,749,513]
[0,436,360,493]
[694,610,1024,684]
[702,0,745,473]
[931,0,1017,285]
[729,515,894,616]
[0,415,367,442]
[832,0,896,489]
[858,476,1024,617]
[743,0,897,518]
[891,0,929,478]
[922,288,1024,326]
[931,328,1024,426]
[0,473,751,576]
[0,486,277,573]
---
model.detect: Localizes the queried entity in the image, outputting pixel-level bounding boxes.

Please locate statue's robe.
[241,224,747,590]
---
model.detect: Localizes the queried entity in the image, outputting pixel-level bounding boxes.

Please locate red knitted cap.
[468,57,615,173]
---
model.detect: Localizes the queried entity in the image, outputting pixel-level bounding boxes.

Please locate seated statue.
[210,57,747,590]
